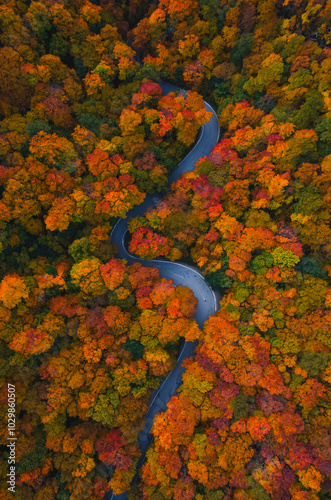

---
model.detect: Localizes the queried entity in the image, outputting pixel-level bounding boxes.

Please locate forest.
[0,0,330,499]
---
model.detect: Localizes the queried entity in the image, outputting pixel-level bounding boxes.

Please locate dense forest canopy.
[0,0,330,499]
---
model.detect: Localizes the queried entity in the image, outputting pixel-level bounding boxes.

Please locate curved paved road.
[105,83,220,500]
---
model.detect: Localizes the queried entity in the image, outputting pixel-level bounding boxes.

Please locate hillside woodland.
[0,0,331,499]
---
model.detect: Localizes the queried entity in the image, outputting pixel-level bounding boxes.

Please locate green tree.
[315,116,331,156]
[230,33,254,67]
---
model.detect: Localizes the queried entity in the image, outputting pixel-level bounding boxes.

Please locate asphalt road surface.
[104,82,220,500]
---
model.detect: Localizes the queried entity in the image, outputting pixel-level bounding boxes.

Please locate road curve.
[105,83,220,500]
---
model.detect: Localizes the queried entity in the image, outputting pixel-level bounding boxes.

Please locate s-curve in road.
[104,82,220,500]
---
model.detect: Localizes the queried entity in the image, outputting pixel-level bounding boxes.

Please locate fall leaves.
[0,1,213,496]
[1,0,331,498]
[135,300,331,499]
[1,254,200,498]
[0,274,29,309]
[126,25,331,498]
[0,78,209,245]
[129,227,171,260]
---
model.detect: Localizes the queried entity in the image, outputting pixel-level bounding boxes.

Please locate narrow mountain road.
[104,82,220,500]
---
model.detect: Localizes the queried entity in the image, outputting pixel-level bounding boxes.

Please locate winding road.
[105,82,220,500]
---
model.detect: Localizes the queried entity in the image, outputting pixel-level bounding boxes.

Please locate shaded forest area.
[0,0,330,499]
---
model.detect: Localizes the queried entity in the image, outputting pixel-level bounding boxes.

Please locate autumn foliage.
[1,257,199,498]
[0,1,208,498]
[126,2,331,495]
[1,0,331,499]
